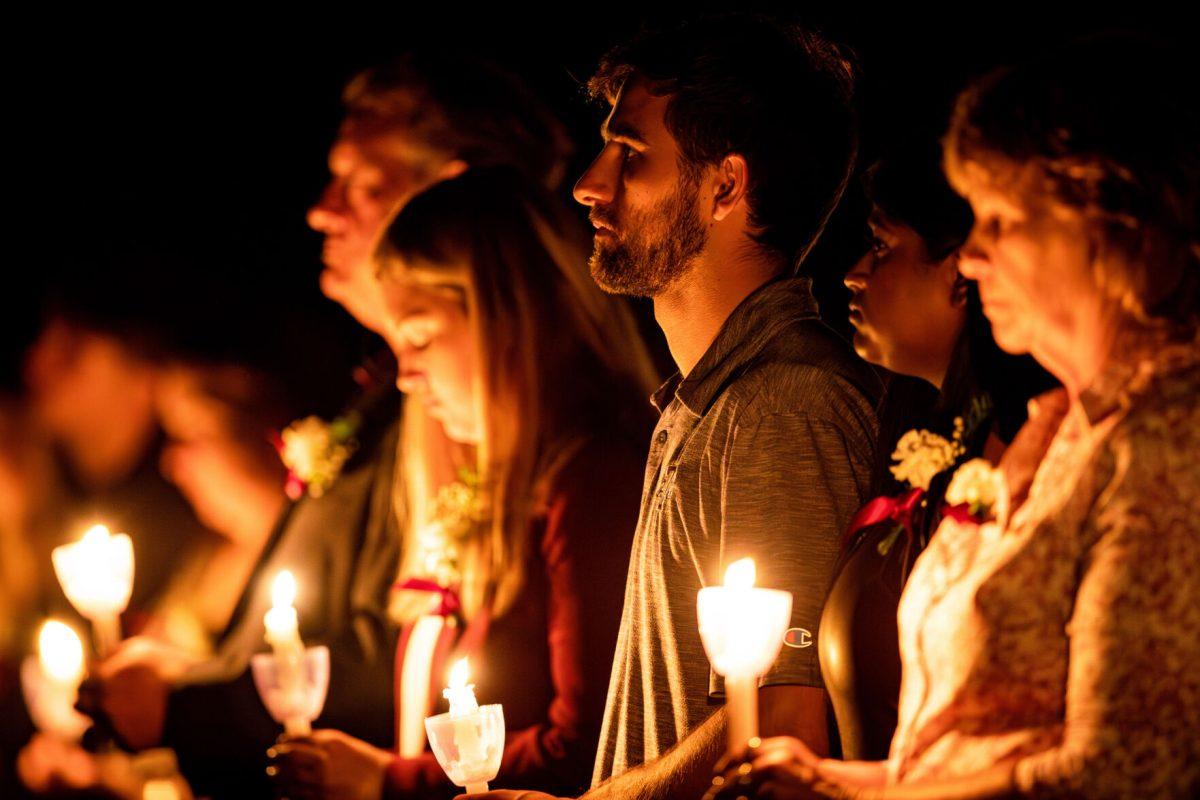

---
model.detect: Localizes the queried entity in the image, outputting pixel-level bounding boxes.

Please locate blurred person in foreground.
[709,34,1200,800]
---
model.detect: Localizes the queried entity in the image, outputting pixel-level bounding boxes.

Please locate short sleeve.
[710,410,873,695]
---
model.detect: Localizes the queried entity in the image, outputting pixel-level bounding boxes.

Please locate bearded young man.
[474,14,881,800]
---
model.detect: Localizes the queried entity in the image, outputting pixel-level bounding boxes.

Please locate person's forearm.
[586,710,725,800]
[817,762,1017,800]
[815,759,888,788]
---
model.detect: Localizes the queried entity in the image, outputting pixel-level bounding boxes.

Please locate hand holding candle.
[21,619,90,740]
[52,524,134,658]
[697,558,793,755]
[425,658,504,795]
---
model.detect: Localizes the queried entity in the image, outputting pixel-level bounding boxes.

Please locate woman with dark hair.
[269,168,658,800]
[822,140,1055,761]
[711,34,1199,799]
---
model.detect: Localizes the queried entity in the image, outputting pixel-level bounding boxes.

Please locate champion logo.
[783,628,813,648]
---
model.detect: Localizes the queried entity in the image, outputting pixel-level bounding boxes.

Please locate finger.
[270,744,328,786]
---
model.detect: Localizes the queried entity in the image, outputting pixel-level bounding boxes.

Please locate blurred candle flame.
[272,570,297,609]
[449,657,470,690]
[38,620,85,685]
[724,557,756,589]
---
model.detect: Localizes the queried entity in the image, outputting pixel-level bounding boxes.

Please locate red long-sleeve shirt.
[385,429,646,798]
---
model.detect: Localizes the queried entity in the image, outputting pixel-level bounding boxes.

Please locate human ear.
[711,154,750,222]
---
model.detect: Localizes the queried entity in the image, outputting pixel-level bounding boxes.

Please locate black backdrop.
[3,3,1183,400]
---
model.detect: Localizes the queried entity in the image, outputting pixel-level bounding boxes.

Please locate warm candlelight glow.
[444,657,481,718]
[698,557,793,755]
[724,557,756,589]
[264,570,303,654]
[38,620,85,685]
[52,523,135,618]
[449,657,469,690]
[271,570,298,609]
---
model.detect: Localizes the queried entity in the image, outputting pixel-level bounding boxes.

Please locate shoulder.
[1083,364,1200,555]
[723,319,881,430]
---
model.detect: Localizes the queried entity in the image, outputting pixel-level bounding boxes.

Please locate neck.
[653,248,784,376]
[1032,307,1124,401]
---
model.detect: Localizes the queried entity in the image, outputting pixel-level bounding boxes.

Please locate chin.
[992,325,1032,356]
[851,332,880,367]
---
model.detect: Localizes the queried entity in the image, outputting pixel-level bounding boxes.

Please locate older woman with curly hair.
[710,34,1199,799]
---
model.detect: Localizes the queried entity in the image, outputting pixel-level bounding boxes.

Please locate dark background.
[3,3,1182,404]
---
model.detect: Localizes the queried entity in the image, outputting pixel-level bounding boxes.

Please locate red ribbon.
[394,578,462,617]
[842,487,925,551]
[939,502,980,525]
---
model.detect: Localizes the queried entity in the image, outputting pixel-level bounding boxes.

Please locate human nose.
[572,146,618,207]
[306,180,347,234]
[957,228,991,280]
[844,252,872,293]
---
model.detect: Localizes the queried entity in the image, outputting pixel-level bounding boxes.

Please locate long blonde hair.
[377,168,658,623]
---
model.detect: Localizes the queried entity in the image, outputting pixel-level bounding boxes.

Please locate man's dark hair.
[345,50,573,191]
[589,13,858,268]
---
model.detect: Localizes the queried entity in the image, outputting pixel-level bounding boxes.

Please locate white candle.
[263,570,308,735]
[443,658,488,792]
[697,557,793,755]
[264,570,304,655]
[39,619,86,687]
[52,524,134,658]
[398,615,446,757]
[21,619,90,740]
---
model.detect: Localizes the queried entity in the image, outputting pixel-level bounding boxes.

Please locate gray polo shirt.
[592,277,881,784]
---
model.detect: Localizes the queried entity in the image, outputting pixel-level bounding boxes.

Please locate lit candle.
[424,658,504,794]
[263,570,308,734]
[443,658,489,793]
[52,524,134,658]
[697,557,793,755]
[39,619,86,687]
[21,619,89,740]
[264,571,304,656]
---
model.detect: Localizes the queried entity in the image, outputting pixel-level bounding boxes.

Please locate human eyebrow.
[601,119,649,148]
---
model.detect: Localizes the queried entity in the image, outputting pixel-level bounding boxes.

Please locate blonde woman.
[269,168,659,800]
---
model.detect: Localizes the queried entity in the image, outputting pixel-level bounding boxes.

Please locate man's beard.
[589,173,708,297]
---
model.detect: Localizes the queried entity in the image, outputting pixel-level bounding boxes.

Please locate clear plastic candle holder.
[20,657,90,741]
[696,585,792,677]
[424,704,505,794]
[697,580,792,754]
[249,644,330,735]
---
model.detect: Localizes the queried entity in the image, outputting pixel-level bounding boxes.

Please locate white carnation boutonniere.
[395,471,483,617]
[274,412,361,499]
[944,457,1010,528]
[889,424,967,491]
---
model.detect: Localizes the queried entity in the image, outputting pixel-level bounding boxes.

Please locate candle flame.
[38,620,85,684]
[724,557,756,589]
[271,570,297,609]
[448,657,470,689]
[81,524,111,546]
